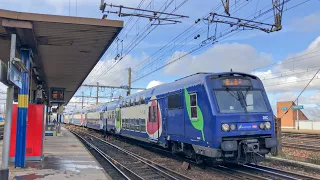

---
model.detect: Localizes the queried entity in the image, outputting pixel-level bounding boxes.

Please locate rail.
[71,129,192,180]
[68,125,319,180]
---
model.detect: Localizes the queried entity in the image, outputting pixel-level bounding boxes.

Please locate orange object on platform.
[10,104,46,161]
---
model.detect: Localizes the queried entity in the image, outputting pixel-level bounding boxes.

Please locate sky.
[1,0,320,118]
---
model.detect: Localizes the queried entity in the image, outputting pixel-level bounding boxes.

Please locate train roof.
[120,72,258,100]
[66,72,259,113]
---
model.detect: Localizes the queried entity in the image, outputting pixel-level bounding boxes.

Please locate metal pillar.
[127,68,131,96]
[296,99,299,130]
[0,86,14,180]
[15,49,31,168]
[96,82,99,105]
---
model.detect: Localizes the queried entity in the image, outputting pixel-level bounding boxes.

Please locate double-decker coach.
[75,72,277,164]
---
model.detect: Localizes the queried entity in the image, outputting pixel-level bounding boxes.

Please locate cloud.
[164,43,274,76]
[135,80,163,93]
[85,53,148,86]
[146,80,163,89]
[254,36,320,93]
[290,13,320,32]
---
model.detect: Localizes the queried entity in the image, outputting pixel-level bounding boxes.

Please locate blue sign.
[8,34,22,88]
[282,107,288,111]
[9,63,22,88]
[237,123,259,131]
[292,105,303,110]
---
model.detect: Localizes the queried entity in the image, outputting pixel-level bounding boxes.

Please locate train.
[64,72,277,164]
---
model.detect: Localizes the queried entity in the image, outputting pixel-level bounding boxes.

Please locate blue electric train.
[65,72,277,164]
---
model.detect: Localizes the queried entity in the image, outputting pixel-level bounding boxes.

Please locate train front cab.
[206,73,277,164]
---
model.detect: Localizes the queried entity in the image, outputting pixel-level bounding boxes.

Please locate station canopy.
[0,9,123,104]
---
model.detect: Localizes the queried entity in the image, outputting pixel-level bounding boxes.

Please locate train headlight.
[259,123,265,129]
[222,124,230,132]
[265,122,271,129]
[230,124,236,131]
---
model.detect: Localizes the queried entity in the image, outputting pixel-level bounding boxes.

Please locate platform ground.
[0,127,111,180]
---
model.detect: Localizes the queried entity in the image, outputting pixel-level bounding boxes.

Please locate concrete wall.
[295,120,320,130]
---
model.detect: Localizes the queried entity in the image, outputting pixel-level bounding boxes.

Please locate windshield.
[214,90,269,113]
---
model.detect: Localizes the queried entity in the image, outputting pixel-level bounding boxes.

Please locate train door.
[115,106,121,134]
[80,113,83,126]
[166,92,185,136]
[100,112,104,131]
[147,97,161,141]
[158,98,167,137]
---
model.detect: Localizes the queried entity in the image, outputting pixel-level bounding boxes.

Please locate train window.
[112,111,115,119]
[116,111,120,121]
[135,97,140,105]
[125,119,129,129]
[130,119,135,130]
[190,93,198,119]
[122,119,126,128]
[122,101,126,108]
[151,105,157,122]
[140,96,145,104]
[148,106,152,122]
[168,93,182,109]
[140,119,146,132]
[126,100,130,107]
[135,119,140,131]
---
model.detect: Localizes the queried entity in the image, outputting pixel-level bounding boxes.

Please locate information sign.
[291,105,303,110]
[50,87,66,103]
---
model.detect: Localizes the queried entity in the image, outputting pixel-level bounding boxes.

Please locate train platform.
[0,127,111,180]
[281,128,320,134]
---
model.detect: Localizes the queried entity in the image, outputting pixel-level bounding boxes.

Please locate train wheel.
[195,155,203,164]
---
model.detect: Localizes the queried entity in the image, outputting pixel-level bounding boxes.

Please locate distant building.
[277,101,309,129]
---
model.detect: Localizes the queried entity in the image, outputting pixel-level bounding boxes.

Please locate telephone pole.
[81,92,84,109]
[96,82,99,105]
[127,68,131,96]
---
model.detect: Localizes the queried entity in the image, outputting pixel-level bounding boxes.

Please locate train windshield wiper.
[225,88,240,102]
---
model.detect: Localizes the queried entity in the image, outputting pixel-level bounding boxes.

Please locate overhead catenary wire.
[129,0,310,85]
[87,0,149,79]
[93,0,182,83]
[81,0,174,97]
[73,0,189,106]
[107,2,228,87]
[280,69,320,118]
[129,0,253,82]
[129,0,272,83]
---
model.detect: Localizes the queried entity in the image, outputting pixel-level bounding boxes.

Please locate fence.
[294,120,320,130]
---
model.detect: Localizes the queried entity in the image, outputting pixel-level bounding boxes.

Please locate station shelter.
[0,9,123,179]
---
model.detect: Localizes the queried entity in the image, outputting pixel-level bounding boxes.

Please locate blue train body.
[68,72,277,164]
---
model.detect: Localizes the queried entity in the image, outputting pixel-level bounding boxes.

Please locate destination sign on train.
[222,78,251,86]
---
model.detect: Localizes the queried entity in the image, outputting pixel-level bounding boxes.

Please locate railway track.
[281,134,320,151]
[282,133,320,139]
[212,164,318,180]
[282,142,320,151]
[241,164,318,180]
[71,129,192,180]
[69,125,320,180]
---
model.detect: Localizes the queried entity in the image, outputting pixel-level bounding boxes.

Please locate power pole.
[127,68,131,96]
[81,92,84,109]
[297,98,299,130]
[96,82,99,105]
